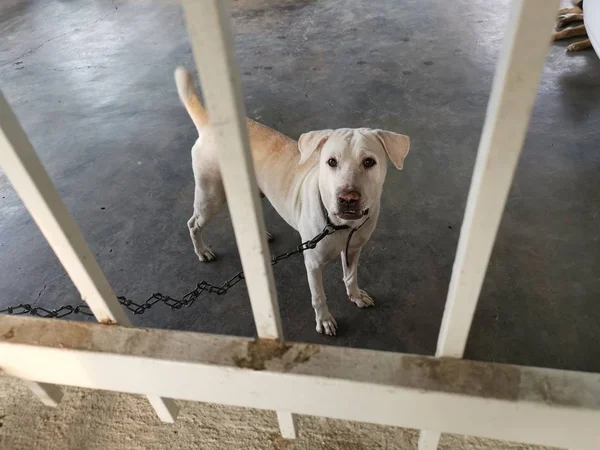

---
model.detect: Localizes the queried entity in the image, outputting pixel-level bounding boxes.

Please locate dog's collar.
[320,196,370,267]
[324,210,352,231]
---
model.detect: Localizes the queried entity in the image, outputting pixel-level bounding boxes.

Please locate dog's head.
[298,128,410,223]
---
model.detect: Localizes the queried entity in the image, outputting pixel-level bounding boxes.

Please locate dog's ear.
[374,130,410,170]
[298,130,332,165]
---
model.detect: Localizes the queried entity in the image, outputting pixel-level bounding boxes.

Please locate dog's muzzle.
[337,190,368,220]
[337,209,369,221]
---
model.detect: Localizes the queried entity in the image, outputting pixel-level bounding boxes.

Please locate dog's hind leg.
[188,214,215,262]
[188,180,226,262]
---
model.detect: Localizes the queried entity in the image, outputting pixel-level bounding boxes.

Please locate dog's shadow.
[555,60,600,122]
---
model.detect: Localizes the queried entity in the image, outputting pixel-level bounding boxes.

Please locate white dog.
[175,67,410,335]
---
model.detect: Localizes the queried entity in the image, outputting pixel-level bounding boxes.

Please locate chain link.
[0,225,341,320]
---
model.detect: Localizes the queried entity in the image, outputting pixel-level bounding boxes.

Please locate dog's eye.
[327,158,338,168]
[363,158,376,168]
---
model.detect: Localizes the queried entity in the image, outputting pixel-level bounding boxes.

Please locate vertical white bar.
[181,0,282,340]
[25,381,63,407]
[437,0,559,359]
[180,0,294,437]
[276,411,298,439]
[0,93,129,325]
[418,1,559,448]
[147,395,180,423]
[0,92,178,422]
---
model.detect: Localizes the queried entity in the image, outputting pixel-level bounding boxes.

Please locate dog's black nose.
[338,190,361,208]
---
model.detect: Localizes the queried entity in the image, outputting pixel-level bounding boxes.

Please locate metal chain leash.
[0,224,343,320]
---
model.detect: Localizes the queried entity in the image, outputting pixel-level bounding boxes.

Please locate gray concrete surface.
[1,0,599,374]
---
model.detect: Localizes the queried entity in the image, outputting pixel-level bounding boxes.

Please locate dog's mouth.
[336,208,369,221]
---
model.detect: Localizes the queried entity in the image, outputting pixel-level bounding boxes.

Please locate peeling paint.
[233,340,319,371]
[291,344,318,365]
[1,328,15,340]
[234,339,291,370]
[401,356,521,400]
[99,318,117,325]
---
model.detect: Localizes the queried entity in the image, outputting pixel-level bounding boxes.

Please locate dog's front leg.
[342,248,374,308]
[304,257,337,335]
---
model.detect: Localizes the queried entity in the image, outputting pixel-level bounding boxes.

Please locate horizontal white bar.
[1,316,598,449]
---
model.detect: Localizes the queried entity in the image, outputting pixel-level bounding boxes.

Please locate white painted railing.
[2,0,595,449]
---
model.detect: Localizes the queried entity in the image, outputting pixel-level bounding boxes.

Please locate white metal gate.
[2,1,597,449]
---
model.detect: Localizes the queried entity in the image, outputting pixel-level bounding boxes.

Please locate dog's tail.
[174,67,208,132]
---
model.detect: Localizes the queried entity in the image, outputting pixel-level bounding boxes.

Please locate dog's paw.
[556,17,567,28]
[349,289,374,308]
[556,14,580,29]
[567,40,591,52]
[316,314,337,336]
[198,248,216,262]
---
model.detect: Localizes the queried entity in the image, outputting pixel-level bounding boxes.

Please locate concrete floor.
[1,0,600,376]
